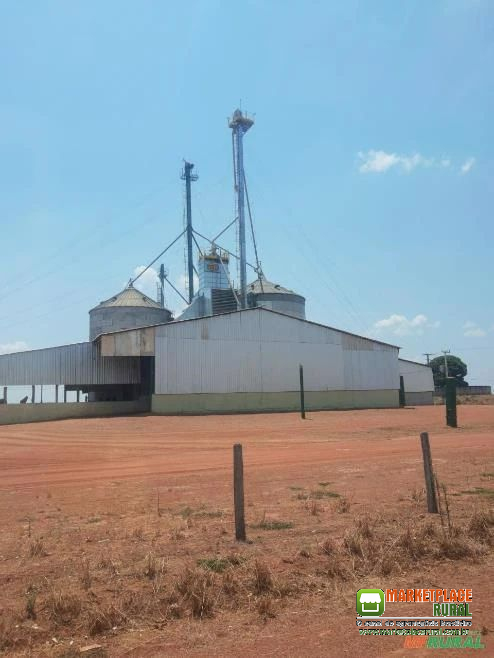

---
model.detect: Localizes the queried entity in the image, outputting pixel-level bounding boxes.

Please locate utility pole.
[229,109,254,309]
[423,353,434,366]
[158,264,166,308]
[442,350,451,378]
[181,161,198,304]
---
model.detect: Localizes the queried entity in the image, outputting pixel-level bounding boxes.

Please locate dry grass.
[131,526,145,541]
[0,611,23,651]
[29,536,47,557]
[175,567,216,618]
[46,588,82,625]
[335,496,350,514]
[251,560,273,595]
[25,584,37,620]
[411,487,425,503]
[87,602,127,636]
[257,595,276,619]
[306,498,320,516]
[197,557,231,573]
[97,552,119,575]
[343,516,373,559]
[143,552,160,580]
[170,525,186,541]
[253,516,294,530]
[1,480,492,654]
[221,569,240,597]
[298,490,340,500]
[468,509,494,544]
[320,539,351,579]
[80,557,92,590]
[321,538,336,556]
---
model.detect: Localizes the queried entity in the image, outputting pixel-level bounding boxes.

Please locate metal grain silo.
[89,284,172,340]
[246,278,306,319]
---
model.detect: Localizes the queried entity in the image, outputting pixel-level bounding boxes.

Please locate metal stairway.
[211,288,238,315]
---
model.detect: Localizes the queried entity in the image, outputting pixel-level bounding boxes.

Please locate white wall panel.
[399,359,434,393]
[260,341,344,392]
[154,308,399,395]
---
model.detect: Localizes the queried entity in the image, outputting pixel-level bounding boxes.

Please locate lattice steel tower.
[229,109,254,309]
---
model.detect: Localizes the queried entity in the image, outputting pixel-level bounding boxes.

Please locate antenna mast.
[181,161,198,303]
[158,264,166,308]
[229,109,254,308]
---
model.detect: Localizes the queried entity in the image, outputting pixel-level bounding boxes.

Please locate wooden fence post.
[420,432,438,513]
[233,444,246,541]
[299,364,306,419]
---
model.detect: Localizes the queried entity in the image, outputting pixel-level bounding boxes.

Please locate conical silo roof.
[247,279,299,296]
[91,284,162,310]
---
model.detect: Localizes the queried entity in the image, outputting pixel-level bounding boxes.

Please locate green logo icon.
[356,589,385,617]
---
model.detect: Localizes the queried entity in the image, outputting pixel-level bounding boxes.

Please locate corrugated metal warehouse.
[98,307,400,413]
[1,307,438,423]
[398,358,435,406]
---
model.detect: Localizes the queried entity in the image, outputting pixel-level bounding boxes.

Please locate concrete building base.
[404,391,434,406]
[0,398,149,426]
[151,389,398,415]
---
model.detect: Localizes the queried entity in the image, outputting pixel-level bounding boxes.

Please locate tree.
[430,355,468,389]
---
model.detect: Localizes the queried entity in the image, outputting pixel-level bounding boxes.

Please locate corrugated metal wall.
[0,342,140,385]
[155,309,399,395]
[399,359,434,393]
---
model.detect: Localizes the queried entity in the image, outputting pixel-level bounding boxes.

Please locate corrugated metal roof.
[398,358,431,368]
[0,342,140,385]
[96,306,400,349]
[247,278,302,296]
[91,285,161,310]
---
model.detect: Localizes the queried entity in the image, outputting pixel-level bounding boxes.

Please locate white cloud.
[131,265,160,299]
[176,272,199,294]
[358,150,400,173]
[463,321,486,337]
[0,340,29,355]
[358,151,476,175]
[358,150,438,174]
[373,314,440,336]
[460,157,476,174]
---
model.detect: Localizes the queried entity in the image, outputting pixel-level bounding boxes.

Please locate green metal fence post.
[445,378,457,428]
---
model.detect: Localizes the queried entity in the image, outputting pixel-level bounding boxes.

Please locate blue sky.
[0,0,493,387]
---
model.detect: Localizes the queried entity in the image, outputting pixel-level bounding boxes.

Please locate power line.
[0,184,169,300]
[243,169,263,285]
[192,229,258,271]
[0,205,168,305]
[131,230,186,286]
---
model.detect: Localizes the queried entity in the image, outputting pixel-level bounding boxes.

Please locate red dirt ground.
[0,406,492,657]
